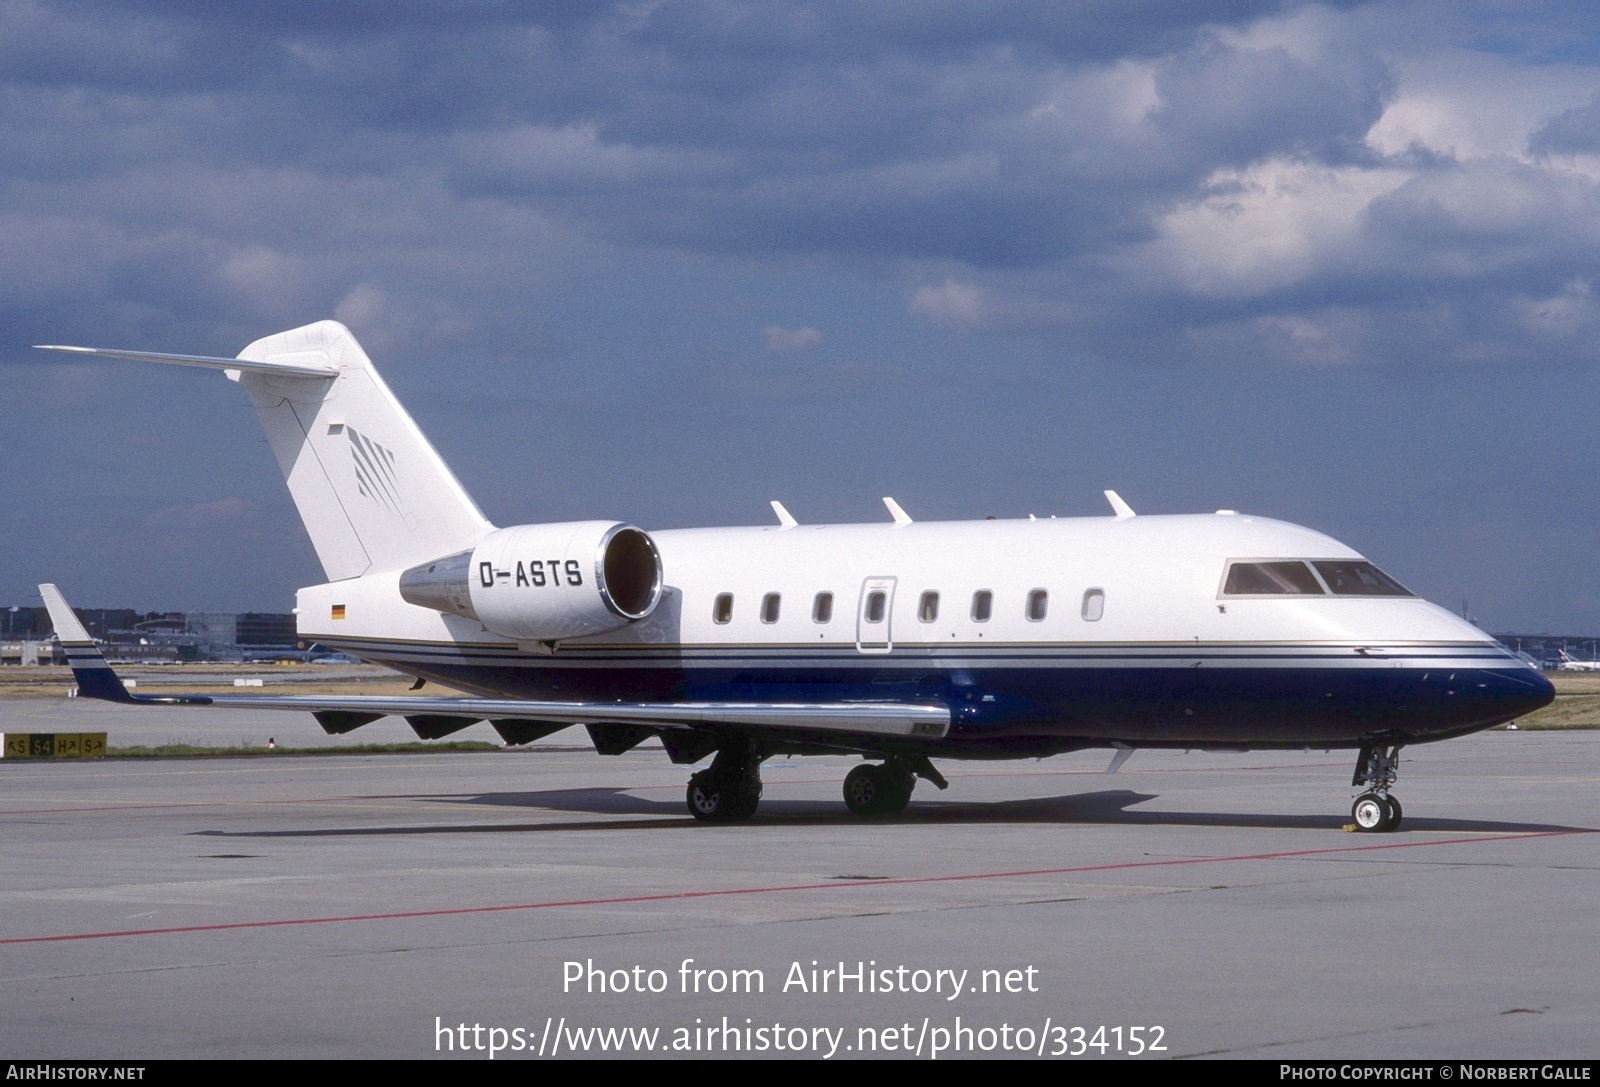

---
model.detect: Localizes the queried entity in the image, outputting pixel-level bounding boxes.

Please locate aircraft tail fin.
[42,322,496,581]
[232,321,494,580]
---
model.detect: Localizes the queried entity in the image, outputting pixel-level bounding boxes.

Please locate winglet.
[1104,490,1136,519]
[1106,743,1135,774]
[770,500,798,528]
[882,497,913,525]
[38,584,135,702]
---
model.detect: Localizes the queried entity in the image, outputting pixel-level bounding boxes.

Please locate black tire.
[877,770,914,815]
[728,781,762,821]
[1352,792,1386,831]
[687,773,725,821]
[686,772,759,822]
[1381,795,1402,832]
[844,764,914,816]
[843,764,881,815]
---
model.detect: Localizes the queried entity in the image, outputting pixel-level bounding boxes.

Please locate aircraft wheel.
[687,772,758,822]
[844,765,913,816]
[843,765,883,816]
[728,781,762,821]
[877,770,914,815]
[687,774,724,821]
[1382,795,1403,832]
[1351,792,1387,832]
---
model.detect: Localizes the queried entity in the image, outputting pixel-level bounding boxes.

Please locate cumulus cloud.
[762,325,821,352]
[334,282,387,327]
[1533,92,1600,154]
[1,0,1596,369]
[908,279,986,330]
[1147,158,1412,298]
[9,0,1600,626]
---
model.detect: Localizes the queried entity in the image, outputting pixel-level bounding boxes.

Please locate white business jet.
[36,322,1553,831]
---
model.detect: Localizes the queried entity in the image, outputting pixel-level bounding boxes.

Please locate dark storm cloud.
[2,0,1595,356]
[3,0,1393,354]
[1530,91,1600,153]
[5,1,1600,627]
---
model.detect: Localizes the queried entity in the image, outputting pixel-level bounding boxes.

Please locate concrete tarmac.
[0,706,1595,1060]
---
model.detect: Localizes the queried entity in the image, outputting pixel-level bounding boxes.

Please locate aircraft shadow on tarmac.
[193,788,1589,838]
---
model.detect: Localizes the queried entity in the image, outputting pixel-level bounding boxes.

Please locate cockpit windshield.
[1222,559,1413,597]
[1312,561,1411,596]
[1223,561,1323,595]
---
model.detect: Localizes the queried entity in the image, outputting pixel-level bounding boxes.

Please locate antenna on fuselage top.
[882,497,913,525]
[1104,490,1136,519]
[770,500,798,528]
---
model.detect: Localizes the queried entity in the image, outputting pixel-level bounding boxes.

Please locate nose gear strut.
[1350,740,1404,832]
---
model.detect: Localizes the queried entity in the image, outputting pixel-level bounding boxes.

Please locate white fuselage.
[295,511,1541,755]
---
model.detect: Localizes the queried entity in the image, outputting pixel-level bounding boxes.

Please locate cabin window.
[865,590,887,623]
[919,591,939,623]
[1081,588,1105,621]
[813,592,834,623]
[1223,561,1323,596]
[1312,561,1413,597]
[1026,589,1048,622]
[713,593,734,624]
[971,590,993,622]
[761,593,781,624]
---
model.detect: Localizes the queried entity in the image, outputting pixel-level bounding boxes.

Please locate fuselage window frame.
[865,590,887,624]
[1311,560,1414,597]
[760,592,781,624]
[1219,560,1327,598]
[712,593,734,625]
[813,592,834,624]
[1026,589,1048,622]
[918,591,940,623]
[971,590,993,622]
[1081,587,1105,622]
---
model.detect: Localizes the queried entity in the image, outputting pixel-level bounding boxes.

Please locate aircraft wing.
[38,584,948,744]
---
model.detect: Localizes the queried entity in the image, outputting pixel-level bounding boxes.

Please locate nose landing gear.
[1350,741,1403,832]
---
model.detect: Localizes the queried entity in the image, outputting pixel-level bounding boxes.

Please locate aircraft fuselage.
[296,512,1551,758]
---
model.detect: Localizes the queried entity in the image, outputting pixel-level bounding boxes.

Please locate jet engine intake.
[399,521,662,641]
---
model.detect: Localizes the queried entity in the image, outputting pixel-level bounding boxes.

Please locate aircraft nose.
[1418,664,1554,736]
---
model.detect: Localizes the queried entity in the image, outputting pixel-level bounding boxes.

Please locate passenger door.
[855,576,896,654]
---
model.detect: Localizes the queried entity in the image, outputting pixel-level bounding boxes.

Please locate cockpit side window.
[1223,561,1324,596]
[1312,561,1412,597]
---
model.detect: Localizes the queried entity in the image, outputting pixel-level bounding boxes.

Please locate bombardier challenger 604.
[37,321,1553,829]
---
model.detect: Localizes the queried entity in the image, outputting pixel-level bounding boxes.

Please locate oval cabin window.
[1081,588,1105,622]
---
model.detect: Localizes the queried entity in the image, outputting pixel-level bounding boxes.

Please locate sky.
[4,0,1600,631]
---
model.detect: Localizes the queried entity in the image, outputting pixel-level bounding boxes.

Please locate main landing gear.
[1350,741,1404,832]
[843,756,948,817]
[683,747,950,822]
[685,740,763,822]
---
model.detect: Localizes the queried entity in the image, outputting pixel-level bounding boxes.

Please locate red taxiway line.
[0,829,1583,946]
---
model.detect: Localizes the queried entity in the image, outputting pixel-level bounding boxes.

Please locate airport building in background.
[1,601,1595,670]
[1,605,300,665]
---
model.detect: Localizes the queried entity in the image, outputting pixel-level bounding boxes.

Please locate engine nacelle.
[399,521,663,642]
